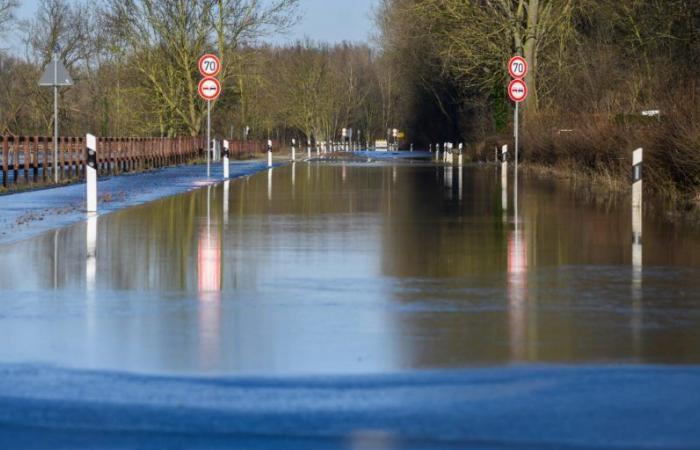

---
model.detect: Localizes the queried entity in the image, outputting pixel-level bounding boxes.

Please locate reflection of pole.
[198,184,222,370]
[458,165,463,201]
[53,229,59,289]
[223,180,230,226]
[86,214,97,291]
[268,167,272,201]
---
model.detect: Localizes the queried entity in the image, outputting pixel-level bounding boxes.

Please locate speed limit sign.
[508,56,528,80]
[199,54,221,78]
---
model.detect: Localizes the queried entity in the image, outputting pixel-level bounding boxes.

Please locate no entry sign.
[198,77,221,101]
[199,54,221,78]
[508,56,528,80]
[508,79,528,103]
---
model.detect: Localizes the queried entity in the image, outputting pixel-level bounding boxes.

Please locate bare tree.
[102,0,298,137]
[0,0,17,31]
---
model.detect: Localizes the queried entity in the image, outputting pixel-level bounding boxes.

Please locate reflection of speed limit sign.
[508,56,528,79]
[198,77,221,101]
[508,79,528,103]
[198,54,221,77]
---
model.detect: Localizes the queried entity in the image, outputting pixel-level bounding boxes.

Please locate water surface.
[1,162,699,375]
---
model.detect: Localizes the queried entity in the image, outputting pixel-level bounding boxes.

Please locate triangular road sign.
[39,60,73,86]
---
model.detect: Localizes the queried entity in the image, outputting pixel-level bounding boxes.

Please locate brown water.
[0,162,699,375]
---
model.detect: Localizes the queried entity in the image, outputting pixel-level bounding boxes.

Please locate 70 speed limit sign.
[508,56,528,79]
[199,54,221,78]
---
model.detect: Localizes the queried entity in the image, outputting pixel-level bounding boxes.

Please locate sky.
[10,0,378,50]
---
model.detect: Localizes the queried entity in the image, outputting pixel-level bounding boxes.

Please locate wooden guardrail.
[0,135,278,189]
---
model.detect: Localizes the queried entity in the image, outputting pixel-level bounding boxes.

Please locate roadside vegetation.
[0,0,394,146]
[376,0,700,205]
[1,0,699,205]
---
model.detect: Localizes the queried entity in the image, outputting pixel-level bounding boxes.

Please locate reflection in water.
[444,165,452,199]
[198,186,222,371]
[86,214,98,291]
[508,175,528,360]
[632,190,644,353]
[268,168,272,201]
[501,159,508,220]
[458,166,463,201]
[1,164,700,375]
[223,180,230,226]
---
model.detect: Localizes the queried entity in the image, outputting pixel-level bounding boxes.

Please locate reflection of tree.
[380,165,509,279]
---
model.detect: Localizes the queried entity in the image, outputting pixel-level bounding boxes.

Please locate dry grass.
[514,102,700,210]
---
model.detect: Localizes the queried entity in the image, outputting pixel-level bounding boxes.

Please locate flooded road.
[1,162,699,375]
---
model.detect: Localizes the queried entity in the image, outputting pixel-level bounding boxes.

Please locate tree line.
[375,0,700,198]
[0,0,398,146]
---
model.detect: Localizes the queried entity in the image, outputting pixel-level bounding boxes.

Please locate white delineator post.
[435,143,440,161]
[307,139,312,159]
[267,139,273,168]
[632,148,643,268]
[291,138,296,161]
[86,133,97,213]
[458,143,464,167]
[223,139,230,179]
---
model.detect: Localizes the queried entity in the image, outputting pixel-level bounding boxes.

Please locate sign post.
[508,56,528,195]
[198,76,221,178]
[39,51,73,183]
[198,54,222,178]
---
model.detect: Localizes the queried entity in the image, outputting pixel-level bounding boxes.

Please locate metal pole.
[514,102,519,220]
[515,102,519,170]
[54,55,58,183]
[207,100,211,178]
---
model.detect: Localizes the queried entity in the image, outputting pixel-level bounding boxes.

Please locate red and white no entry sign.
[508,56,528,80]
[198,77,221,101]
[198,54,221,78]
[508,79,528,103]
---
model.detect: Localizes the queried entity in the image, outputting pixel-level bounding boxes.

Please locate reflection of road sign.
[198,77,221,101]
[508,56,528,79]
[508,79,528,103]
[199,54,221,77]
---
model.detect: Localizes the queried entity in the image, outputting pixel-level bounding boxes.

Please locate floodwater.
[1,162,699,375]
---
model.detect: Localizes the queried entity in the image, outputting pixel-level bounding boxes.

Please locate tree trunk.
[523,0,540,118]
